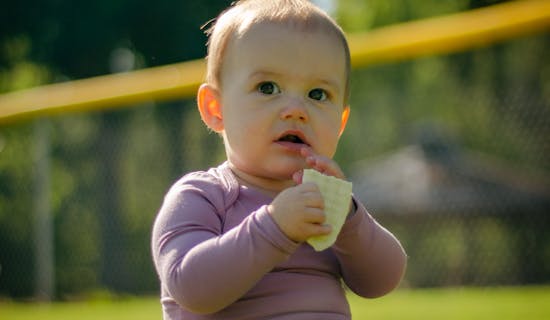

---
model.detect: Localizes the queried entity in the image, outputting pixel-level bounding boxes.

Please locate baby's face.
[219,21,348,186]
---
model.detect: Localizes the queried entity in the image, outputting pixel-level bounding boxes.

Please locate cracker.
[302,169,352,251]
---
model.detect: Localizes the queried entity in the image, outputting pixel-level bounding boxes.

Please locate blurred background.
[0,0,548,303]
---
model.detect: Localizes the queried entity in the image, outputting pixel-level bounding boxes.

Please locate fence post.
[33,118,54,301]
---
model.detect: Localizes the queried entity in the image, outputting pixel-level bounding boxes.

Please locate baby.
[152,1,407,319]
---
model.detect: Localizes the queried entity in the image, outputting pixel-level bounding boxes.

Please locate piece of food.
[303,169,353,251]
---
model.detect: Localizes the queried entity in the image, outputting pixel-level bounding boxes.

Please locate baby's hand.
[291,146,355,223]
[267,182,331,243]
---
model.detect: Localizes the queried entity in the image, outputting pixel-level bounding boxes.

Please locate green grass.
[1,286,549,320]
[349,286,550,320]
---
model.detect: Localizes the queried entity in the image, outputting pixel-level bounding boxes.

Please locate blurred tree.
[1,0,231,77]
[334,0,548,172]
[0,0,231,296]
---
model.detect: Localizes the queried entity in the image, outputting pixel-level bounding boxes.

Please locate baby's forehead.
[222,22,347,88]
[233,21,338,49]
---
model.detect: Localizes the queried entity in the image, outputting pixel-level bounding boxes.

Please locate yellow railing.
[0,0,549,124]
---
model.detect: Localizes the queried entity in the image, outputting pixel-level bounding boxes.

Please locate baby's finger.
[305,223,332,237]
[303,208,327,224]
[300,148,345,179]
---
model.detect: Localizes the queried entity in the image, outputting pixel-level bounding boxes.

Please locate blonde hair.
[203,0,351,104]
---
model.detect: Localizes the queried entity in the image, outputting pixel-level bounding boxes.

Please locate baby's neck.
[228,165,295,197]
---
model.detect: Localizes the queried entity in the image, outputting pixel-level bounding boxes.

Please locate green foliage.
[0,0,230,297]
[336,0,471,31]
[0,36,51,93]
[336,33,550,174]
[0,123,36,297]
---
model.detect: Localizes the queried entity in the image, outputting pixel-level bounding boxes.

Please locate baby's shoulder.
[167,170,224,198]
[166,163,239,212]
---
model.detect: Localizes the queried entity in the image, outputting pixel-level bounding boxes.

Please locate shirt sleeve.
[332,197,407,298]
[151,173,299,314]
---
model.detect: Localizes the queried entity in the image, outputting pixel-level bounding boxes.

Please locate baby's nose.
[280,99,309,122]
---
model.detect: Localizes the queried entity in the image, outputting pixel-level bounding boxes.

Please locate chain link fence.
[0,33,548,300]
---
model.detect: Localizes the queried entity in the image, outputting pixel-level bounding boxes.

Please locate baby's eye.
[308,88,328,101]
[257,81,280,95]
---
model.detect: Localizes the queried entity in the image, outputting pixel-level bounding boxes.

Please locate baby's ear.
[339,106,350,137]
[197,83,224,132]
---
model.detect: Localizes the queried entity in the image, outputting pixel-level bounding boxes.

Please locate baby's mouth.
[276,131,310,147]
[278,134,305,144]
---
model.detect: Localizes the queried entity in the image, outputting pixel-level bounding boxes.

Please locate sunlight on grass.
[0,297,161,320]
[2,286,549,320]
[349,286,550,320]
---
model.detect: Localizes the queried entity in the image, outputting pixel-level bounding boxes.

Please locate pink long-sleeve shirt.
[151,162,406,319]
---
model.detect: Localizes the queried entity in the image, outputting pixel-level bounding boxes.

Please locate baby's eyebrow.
[316,78,341,91]
[249,70,281,80]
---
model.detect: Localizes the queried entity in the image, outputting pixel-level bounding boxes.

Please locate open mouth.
[276,131,309,146]
[278,134,305,144]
